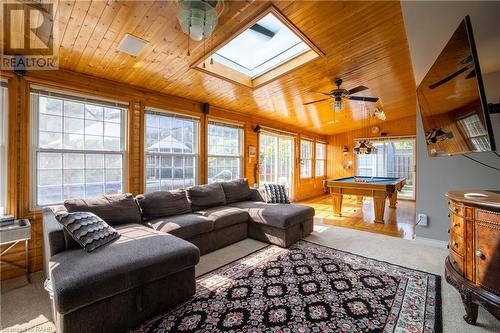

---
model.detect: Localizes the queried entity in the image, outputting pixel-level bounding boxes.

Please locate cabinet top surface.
[447,190,500,210]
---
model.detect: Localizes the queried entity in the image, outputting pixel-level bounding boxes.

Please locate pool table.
[325,176,406,223]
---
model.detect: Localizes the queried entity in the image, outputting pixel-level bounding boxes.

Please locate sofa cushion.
[187,183,226,211]
[49,224,199,314]
[194,206,249,230]
[220,179,252,204]
[136,190,192,219]
[64,193,141,226]
[148,214,214,239]
[55,212,120,252]
[227,201,314,229]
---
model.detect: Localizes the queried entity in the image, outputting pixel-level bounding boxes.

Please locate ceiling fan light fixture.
[333,97,342,112]
[176,0,219,41]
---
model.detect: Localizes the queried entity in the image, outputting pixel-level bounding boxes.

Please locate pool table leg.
[373,192,386,223]
[389,192,398,208]
[332,193,343,216]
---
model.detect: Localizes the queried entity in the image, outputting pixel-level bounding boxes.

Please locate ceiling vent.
[117,34,148,56]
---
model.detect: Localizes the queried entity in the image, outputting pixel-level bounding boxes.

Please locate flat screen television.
[417,16,496,157]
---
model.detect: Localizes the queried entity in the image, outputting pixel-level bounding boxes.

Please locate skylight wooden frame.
[191,4,325,89]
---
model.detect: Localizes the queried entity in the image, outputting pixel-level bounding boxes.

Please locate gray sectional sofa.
[42,180,314,333]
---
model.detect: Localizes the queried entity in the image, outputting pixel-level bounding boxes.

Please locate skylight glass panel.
[214,13,311,78]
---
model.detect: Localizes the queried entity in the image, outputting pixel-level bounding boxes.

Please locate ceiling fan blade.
[303,98,331,106]
[310,91,332,96]
[347,96,379,103]
[348,85,368,95]
[465,69,476,79]
[429,66,470,90]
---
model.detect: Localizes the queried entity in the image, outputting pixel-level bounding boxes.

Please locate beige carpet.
[1,224,499,332]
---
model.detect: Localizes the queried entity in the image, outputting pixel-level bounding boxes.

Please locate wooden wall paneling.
[127,99,144,195]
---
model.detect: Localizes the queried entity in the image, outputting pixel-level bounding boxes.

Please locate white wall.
[402,1,500,241]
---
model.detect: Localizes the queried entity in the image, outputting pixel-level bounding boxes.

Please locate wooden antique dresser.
[445,190,500,325]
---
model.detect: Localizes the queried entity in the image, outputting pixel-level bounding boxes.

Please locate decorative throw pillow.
[264,184,290,204]
[56,212,120,252]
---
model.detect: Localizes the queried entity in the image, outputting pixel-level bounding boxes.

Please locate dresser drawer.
[449,214,464,237]
[449,201,464,217]
[449,249,464,276]
[449,232,464,255]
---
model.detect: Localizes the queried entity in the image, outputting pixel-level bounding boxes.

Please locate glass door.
[259,132,294,199]
[356,137,416,200]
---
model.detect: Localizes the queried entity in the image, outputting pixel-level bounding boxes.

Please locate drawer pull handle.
[453,242,459,248]
[452,260,457,265]
[454,223,460,228]
[476,251,485,260]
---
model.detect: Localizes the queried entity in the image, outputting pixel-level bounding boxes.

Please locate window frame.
[207,120,244,183]
[0,80,8,211]
[144,108,200,193]
[30,87,128,209]
[315,141,326,178]
[300,139,313,179]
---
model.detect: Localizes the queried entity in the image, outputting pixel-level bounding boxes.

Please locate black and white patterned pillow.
[56,212,120,252]
[264,184,290,204]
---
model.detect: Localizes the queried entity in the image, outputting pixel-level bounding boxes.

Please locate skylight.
[214,13,311,78]
[194,5,323,88]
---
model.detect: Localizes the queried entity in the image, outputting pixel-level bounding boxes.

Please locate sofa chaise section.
[43,197,200,333]
[229,188,315,247]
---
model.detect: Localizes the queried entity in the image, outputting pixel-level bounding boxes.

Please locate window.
[457,113,491,151]
[207,121,243,183]
[315,142,326,177]
[145,110,199,192]
[31,88,127,207]
[214,12,310,78]
[0,81,7,211]
[300,139,313,178]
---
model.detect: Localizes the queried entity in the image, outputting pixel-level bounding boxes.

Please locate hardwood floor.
[299,194,415,240]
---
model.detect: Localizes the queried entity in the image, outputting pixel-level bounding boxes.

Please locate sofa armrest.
[42,206,68,277]
[249,188,266,202]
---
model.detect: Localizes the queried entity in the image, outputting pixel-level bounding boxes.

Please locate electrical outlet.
[417,213,428,226]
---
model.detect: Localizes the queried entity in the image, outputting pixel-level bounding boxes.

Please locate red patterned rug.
[134,241,442,333]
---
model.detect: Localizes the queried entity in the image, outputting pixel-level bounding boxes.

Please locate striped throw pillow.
[56,212,120,252]
[264,184,290,204]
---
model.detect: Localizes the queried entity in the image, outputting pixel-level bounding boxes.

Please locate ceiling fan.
[303,79,379,112]
[428,55,475,90]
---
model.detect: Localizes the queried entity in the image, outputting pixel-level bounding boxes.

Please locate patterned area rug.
[134,241,442,333]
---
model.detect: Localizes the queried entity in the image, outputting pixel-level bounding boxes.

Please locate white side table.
[0,219,31,282]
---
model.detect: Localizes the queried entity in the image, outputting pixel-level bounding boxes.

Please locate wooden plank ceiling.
[15,0,417,135]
